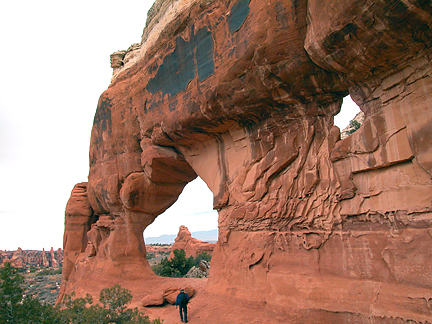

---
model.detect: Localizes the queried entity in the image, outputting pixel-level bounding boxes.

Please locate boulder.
[163,286,195,305]
[184,266,208,279]
[141,291,165,307]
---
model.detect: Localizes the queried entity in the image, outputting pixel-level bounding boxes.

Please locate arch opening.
[144,177,218,277]
[144,177,218,243]
[334,95,362,138]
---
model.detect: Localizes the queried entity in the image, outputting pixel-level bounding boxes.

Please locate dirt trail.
[139,280,283,324]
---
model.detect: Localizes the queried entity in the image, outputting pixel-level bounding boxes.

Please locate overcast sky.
[0,0,359,251]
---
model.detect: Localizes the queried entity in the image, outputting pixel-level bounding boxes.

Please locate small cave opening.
[334,95,363,138]
[144,177,218,277]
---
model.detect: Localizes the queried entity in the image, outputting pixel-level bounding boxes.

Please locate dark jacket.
[175,292,190,306]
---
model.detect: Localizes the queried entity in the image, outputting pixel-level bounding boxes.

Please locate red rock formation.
[49,248,59,268]
[169,226,215,259]
[57,182,95,303]
[54,248,64,265]
[0,249,63,269]
[60,0,432,322]
[9,248,26,268]
[41,248,49,267]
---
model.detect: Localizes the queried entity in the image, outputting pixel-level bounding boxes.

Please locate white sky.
[0,0,359,251]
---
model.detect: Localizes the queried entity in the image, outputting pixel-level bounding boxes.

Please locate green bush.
[152,249,212,278]
[60,286,162,324]
[152,249,194,278]
[0,262,25,323]
[347,119,361,135]
[194,252,211,267]
[0,262,163,323]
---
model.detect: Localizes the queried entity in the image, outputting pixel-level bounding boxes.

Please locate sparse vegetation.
[149,243,172,246]
[60,287,160,324]
[193,252,211,267]
[23,270,62,305]
[0,262,163,323]
[151,249,211,278]
[38,267,62,276]
[347,119,361,135]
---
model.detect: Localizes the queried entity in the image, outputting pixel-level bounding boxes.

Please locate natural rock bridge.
[60,0,432,322]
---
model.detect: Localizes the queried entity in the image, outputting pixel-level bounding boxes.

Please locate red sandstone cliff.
[60,0,432,323]
[169,226,215,259]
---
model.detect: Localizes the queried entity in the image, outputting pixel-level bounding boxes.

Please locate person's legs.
[183,305,188,322]
[179,306,184,322]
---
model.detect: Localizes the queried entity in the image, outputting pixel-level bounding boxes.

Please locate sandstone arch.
[60,0,432,322]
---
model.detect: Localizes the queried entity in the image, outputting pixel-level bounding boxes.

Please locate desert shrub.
[60,286,163,323]
[0,262,163,323]
[194,252,212,267]
[347,119,361,135]
[100,284,132,314]
[60,292,108,324]
[152,249,211,278]
[152,249,194,278]
[18,295,62,323]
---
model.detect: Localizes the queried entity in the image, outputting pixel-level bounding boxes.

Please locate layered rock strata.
[60,0,432,322]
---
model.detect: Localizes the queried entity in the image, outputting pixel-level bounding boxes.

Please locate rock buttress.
[60,0,432,322]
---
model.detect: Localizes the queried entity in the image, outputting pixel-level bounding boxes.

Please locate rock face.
[60,0,432,322]
[169,226,215,259]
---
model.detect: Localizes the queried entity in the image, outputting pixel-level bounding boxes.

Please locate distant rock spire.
[42,248,49,267]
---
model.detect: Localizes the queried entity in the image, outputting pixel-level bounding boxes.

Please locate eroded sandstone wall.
[61,0,432,322]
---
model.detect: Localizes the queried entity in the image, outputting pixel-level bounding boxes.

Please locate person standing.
[175,288,190,323]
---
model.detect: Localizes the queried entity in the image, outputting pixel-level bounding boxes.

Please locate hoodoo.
[60,0,432,322]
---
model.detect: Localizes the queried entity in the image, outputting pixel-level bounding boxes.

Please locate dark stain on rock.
[383,0,432,47]
[228,0,250,33]
[323,23,358,52]
[146,26,214,97]
[275,1,289,29]
[145,97,164,112]
[195,26,215,81]
[187,101,200,114]
[169,99,178,112]
[93,98,112,135]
